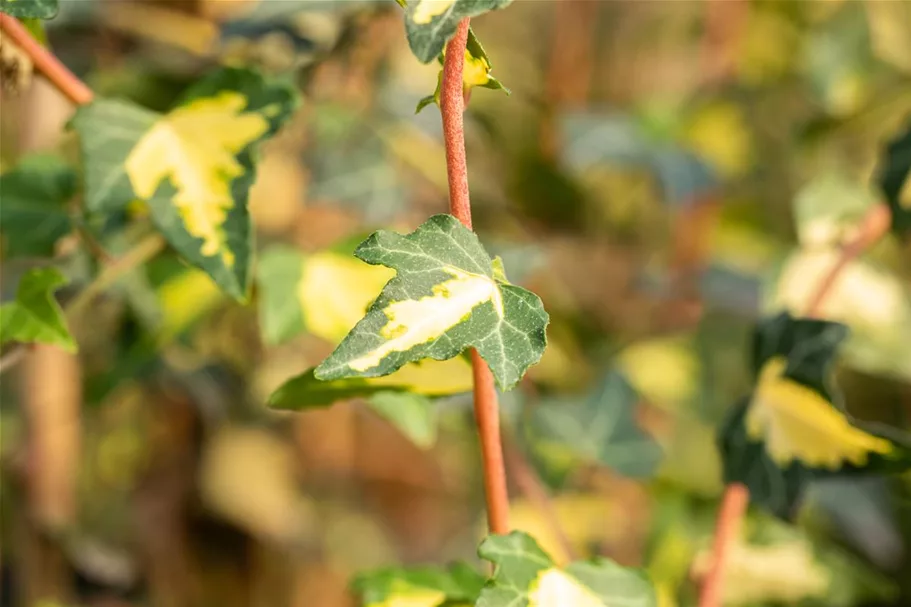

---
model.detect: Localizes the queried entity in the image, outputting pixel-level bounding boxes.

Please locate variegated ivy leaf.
[0,267,75,352]
[0,0,58,19]
[477,531,656,607]
[404,0,513,64]
[353,562,485,607]
[718,312,911,517]
[314,214,549,391]
[72,67,299,300]
[877,119,911,236]
[415,28,509,114]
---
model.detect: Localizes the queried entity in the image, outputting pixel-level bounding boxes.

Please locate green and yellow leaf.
[718,312,911,516]
[0,267,75,352]
[403,0,513,64]
[72,67,299,300]
[313,214,549,391]
[477,531,656,607]
[353,562,484,607]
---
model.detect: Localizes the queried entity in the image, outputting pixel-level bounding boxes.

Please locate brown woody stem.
[441,18,510,535]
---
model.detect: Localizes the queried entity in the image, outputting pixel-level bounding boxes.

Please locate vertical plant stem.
[441,18,510,535]
[698,482,748,607]
[0,14,94,105]
[699,202,892,607]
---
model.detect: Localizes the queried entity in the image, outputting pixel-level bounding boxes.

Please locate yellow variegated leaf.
[746,357,892,470]
[158,268,225,338]
[125,92,269,266]
[346,265,504,373]
[367,357,472,396]
[412,0,455,24]
[529,569,603,607]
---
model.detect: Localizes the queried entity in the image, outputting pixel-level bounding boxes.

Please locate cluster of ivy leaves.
[4,0,911,606]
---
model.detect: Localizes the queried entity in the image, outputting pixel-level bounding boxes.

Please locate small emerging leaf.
[477,531,657,607]
[404,0,513,64]
[0,0,58,19]
[877,119,911,236]
[0,154,76,257]
[719,312,911,516]
[527,371,662,478]
[315,214,548,391]
[415,30,509,114]
[0,267,75,352]
[72,67,299,300]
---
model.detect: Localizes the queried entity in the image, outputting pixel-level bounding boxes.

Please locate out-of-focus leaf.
[767,248,911,381]
[682,101,752,179]
[560,111,718,206]
[877,119,911,236]
[792,172,877,248]
[528,371,662,479]
[0,0,57,19]
[72,67,299,300]
[865,0,911,74]
[366,391,437,449]
[718,313,911,516]
[692,513,898,607]
[618,337,699,411]
[257,246,394,346]
[157,267,225,338]
[353,562,484,607]
[403,0,513,64]
[315,215,549,391]
[0,154,76,257]
[476,531,656,607]
[269,357,471,404]
[804,477,904,569]
[198,426,316,543]
[0,267,75,352]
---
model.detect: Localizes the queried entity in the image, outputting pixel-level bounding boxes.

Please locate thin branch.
[699,202,893,607]
[0,13,93,106]
[698,483,749,607]
[441,18,510,536]
[805,203,892,318]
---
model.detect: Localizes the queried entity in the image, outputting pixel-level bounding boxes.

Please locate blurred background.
[2,0,911,605]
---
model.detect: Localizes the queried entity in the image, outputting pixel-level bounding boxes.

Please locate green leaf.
[0,0,58,19]
[792,172,877,248]
[368,391,437,449]
[353,562,484,607]
[0,267,75,352]
[477,531,656,607]
[877,119,911,236]
[314,214,549,391]
[72,67,299,300]
[404,0,513,64]
[0,154,76,257]
[718,312,911,517]
[527,371,662,478]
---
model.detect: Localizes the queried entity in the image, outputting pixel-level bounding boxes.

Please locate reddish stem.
[442,18,510,535]
[0,14,94,105]
[699,203,893,607]
[699,483,748,607]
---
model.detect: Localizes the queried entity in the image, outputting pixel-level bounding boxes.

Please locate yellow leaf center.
[125,92,269,267]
